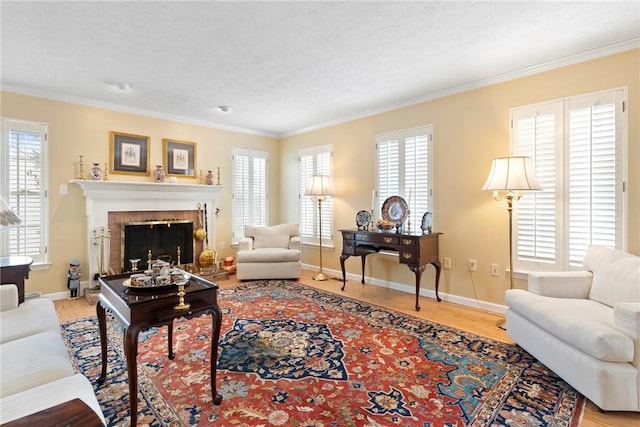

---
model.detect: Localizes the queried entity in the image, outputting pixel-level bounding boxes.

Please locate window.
[231,148,268,244]
[376,126,433,228]
[0,118,49,264]
[299,145,333,246]
[512,89,625,270]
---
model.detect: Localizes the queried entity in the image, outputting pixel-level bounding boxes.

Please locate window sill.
[30,262,51,272]
[302,242,335,250]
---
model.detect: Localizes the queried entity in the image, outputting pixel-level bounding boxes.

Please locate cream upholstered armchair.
[236,223,301,280]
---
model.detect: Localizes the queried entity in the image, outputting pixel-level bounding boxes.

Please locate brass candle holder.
[174,279,190,310]
[78,155,85,179]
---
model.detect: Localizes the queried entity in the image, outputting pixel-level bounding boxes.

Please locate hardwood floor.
[54,269,639,427]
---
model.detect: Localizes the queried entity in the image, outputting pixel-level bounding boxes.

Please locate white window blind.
[299,145,333,246]
[376,126,433,228]
[1,118,49,263]
[512,89,625,270]
[231,149,268,244]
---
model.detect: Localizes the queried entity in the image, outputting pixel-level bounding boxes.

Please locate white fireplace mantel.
[71,180,223,202]
[71,180,223,279]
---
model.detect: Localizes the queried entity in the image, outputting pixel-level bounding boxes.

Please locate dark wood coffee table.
[96,272,222,425]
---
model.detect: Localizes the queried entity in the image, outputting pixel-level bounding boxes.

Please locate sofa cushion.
[245,224,299,249]
[584,245,640,307]
[0,330,75,398]
[236,248,301,263]
[506,289,634,362]
[0,297,61,344]
[0,374,105,425]
[0,285,19,312]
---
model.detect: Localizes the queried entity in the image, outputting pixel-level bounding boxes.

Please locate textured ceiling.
[1,1,639,137]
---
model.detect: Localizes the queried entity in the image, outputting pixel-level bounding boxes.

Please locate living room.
[1,2,639,426]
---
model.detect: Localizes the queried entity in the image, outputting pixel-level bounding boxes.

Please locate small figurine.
[67,258,81,299]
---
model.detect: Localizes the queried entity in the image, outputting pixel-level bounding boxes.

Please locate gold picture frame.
[163,139,197,177]
[110,131,150,176]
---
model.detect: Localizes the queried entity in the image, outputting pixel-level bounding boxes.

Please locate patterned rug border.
[62,279,587,426]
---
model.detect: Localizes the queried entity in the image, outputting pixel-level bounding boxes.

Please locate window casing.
[0,118,49,264]
[376,126,433,228]
[231,148,268,244]
[512,89,625,271]
[299,145,333,246]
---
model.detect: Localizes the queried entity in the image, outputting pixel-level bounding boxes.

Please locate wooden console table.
[0,256,33,304]
[339,229,441,311]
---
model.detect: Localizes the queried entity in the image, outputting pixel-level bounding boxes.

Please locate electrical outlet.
[220,241,225,250]
[491,263,499,276]
[443,257,451,269]
[468,259,477,272]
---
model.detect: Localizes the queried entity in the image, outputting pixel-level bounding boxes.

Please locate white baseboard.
[302,263,506,315]
[42,279,95,301]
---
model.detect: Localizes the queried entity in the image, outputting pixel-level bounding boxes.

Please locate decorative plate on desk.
[381,196,408,225]
[421,211,433,233]
[355,210,372,230]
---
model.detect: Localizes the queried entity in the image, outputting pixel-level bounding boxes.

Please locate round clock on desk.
[355,210,372,230]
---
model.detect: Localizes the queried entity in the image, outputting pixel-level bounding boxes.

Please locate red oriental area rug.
[62,280,585,426]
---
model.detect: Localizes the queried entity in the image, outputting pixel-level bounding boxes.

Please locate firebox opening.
[122,220,195,272]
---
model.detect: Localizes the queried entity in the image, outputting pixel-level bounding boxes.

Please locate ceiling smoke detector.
[217,105,232,113]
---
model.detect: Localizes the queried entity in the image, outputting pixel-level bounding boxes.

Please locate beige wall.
[2,49,638,304]
[280,49,639,305]
[0,93,279,295]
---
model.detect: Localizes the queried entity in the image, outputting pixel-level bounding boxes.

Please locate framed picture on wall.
[163,139,196,177]
[110,131,150,175]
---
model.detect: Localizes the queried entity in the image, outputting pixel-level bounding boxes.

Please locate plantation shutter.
[299,146,333,245]
[512,89,624,270]
[566,92,622,264]
[299,154,315,239]
[513,103,561,265]
[404,133,431,228]
[1,119,48,262]
[376,126,433,226]
[231,149,268,244]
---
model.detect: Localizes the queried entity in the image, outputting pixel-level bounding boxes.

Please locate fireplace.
[121,220,195,272]
[108,210,204,274]
[72,180,222,281]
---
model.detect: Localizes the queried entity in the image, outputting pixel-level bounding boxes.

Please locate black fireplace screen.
[121,220,194,272]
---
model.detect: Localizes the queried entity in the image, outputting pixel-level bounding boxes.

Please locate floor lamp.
[306,175,333,281]
[482,156,541,329]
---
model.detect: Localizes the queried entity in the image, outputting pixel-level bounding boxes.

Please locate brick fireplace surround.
[71,180,222,283]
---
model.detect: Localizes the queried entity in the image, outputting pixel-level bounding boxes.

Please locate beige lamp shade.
[0,196,22,231]
[306,175,333,197]
[482,156,542,192]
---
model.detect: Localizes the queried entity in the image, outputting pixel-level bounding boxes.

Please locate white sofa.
[0,284,106,424]
[236,223,301,280]
[505,246,640,412]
